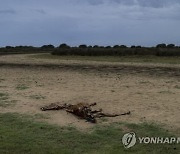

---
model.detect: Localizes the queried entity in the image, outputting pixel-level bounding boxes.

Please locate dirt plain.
[0,54,180,133]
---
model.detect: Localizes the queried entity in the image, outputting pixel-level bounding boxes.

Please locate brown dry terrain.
[0,54,180,133]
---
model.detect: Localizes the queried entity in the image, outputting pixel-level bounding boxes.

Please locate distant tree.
[136,46,142,48]
[15,46,23,49]
[79,44,87,48]
[131,45,136,48]
[105,46,111,49]
[93,45,99,48]
[5,46,14,49]
[58,43,70,48]
[167,44,175,48]
[41,44,54,49]
[88,45,93,48]
[26,46,35,49]
[113,45,119,48]
[156,43,166,48]
[119,45,127,48]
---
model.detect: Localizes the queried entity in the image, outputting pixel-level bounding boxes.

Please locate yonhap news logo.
[122,132,180,149]
[122,132,137,148]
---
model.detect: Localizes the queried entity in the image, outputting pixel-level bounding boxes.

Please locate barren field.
[0,54,180,133]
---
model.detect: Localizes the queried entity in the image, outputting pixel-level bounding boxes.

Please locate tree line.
[0,43,180,56]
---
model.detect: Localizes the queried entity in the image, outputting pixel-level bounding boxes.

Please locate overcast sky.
[0,0,180,47]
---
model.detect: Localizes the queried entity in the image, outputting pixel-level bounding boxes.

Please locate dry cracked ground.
[0,54,180,134]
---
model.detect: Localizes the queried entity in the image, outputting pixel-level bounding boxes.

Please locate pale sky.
[0,0,180,47]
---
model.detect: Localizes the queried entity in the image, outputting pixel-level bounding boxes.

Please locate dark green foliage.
[155,48,180,56]
[88,45,93,48]
[167,44,175,48]
[105,46,112,49]
[58,43,70,49]
[0,46,51,55]
[120,45,127,48]
[93,45,99,48]
[52,47,180,57]
[113,45,120,48]
[156,43,167,48]
[1,43,180,57]
[41,44,55,49]
[79,44,87,48]
[5,46,14,49]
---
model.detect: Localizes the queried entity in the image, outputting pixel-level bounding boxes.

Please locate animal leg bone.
[94,111,131,118]
[41,103,65,111]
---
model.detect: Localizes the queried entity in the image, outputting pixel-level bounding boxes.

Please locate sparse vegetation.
[174,85,180,89]
[0,78,5,82]
[100,117,108,122]
[139,81,150,84]
[0,86,7,88]
[158,91,174,94]
[0,92,8,98]
[0,92,17,107]
[0,113,179,154]
[33,113,49,120]
[16,84,29,90]
[0,92,9,107]
[29,94,46,100]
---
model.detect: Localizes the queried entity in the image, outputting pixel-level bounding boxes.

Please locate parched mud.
[0,54,180,133]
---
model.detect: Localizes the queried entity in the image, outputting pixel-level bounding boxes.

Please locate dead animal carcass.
[41,102,130,123]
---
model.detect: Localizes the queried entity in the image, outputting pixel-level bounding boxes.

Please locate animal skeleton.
[41,102,130,123]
